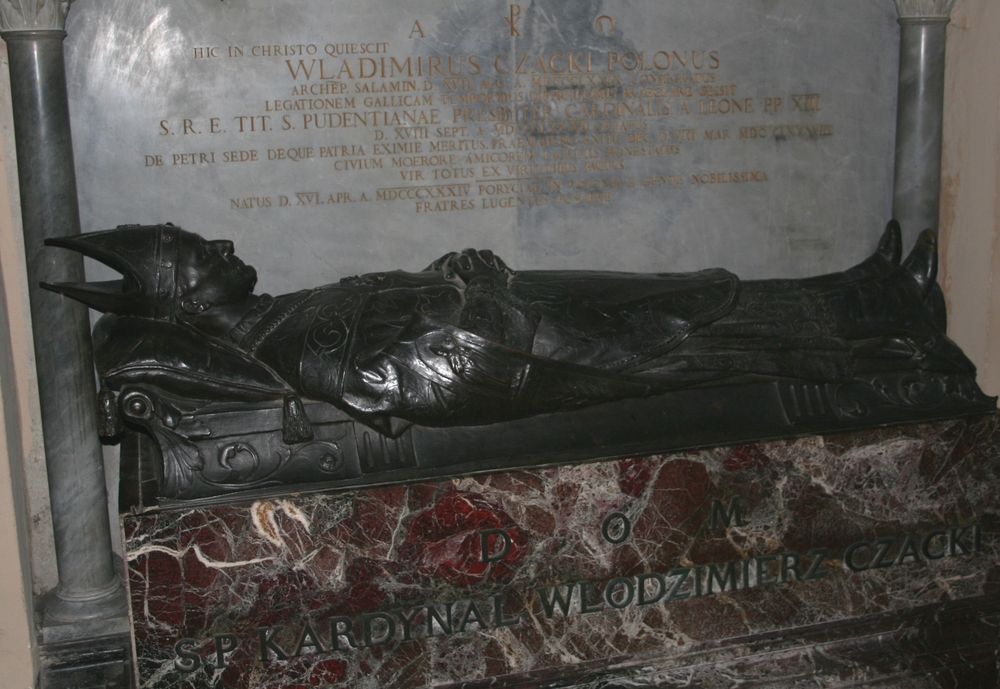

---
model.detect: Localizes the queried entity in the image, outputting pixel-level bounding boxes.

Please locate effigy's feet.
[900,228,948,333]
[824,227,976,374]
[827,229,937,328]
[803,220,902,289]
[900,228,937,297]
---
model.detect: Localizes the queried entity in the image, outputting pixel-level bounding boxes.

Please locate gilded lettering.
[505,4,522,37]
[791,93,822,112]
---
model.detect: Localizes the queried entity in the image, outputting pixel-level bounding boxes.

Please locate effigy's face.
[175,230,258,307]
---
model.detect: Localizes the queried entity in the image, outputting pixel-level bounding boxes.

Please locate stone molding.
[0,0,72,33]
[893,0,957,20]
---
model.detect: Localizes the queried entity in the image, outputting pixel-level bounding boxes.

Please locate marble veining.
[123,413,1000,688]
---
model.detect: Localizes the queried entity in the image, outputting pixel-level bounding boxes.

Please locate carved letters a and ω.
[0,0,72,32]
[893,0,957,19]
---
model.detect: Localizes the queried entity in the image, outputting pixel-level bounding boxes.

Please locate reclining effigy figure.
[43,221,994,502]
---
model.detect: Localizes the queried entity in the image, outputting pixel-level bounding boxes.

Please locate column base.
[42,580,128,641]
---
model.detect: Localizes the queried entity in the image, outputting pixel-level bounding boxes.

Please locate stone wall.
[940,0,1000,396]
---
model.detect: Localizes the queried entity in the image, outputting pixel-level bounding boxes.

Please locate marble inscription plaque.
[122,414,1000,688]
[66,0,899,296]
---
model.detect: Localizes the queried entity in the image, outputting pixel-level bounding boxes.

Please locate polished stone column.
[892,0,956,249]
[0,0,124,625]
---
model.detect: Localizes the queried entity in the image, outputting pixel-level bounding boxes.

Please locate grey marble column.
[892,0,956,250]
[0,0,124,625]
